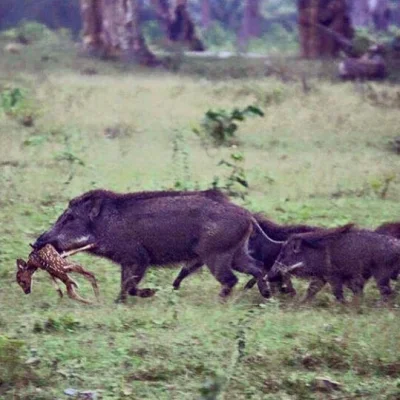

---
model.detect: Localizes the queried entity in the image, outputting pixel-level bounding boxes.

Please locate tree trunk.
[350,0,371,27]
[168,0,205,51]
[239,0,261,50]
[80,0,158,65]
[201,0,211,30]
[298,0,353,59]
[150,0,170,35]
[371,0,390,31]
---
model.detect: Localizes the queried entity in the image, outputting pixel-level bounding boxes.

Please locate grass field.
[1,34,400,399]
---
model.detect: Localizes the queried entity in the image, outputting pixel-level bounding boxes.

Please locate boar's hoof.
[257,280,271,298]
[136,288,157,298]
[219,285,234,298]
[114,294,127,304]
[281,286,297,297]
[172,280,181,290]
[243,278,257,290]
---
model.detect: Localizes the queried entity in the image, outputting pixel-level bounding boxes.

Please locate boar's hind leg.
[346,276,365,305]
[173,260,204,290]
[301,278,326,303]
[232,252,270,298]
[204,253,238,298]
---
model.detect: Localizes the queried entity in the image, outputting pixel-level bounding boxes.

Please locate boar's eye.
[64,213,75,223]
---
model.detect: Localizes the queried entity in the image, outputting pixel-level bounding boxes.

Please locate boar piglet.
[270,224,400,303]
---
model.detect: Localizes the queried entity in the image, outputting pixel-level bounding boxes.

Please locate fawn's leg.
[65,263,99,299]
[50,276,64,298]
[64,280,92,304]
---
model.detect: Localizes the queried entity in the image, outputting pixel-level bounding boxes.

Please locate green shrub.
[193,105,264,146]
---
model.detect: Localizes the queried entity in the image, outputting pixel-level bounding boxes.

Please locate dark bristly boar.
[32,189,271,302]
[172,213,319,295]
[270,224,400,303]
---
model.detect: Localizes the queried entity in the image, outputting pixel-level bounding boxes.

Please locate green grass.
[0,35,400,399]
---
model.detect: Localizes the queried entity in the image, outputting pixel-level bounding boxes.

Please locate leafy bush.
[193,105,264,146]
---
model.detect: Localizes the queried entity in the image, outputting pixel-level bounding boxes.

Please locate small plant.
[0,335,38,391]
[54,129,86,185]
[212,151,249,199]
[0,86,39,124]
[171,132,193,190]
[0,87,24,113]
[369,173,396,199]
[193,105,264,146]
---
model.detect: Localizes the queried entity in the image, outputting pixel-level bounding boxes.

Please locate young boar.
[32,189,271,302]
[172,213,318,295]
[270,224,400,303]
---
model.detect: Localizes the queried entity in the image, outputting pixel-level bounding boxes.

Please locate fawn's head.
[16,259,33,294]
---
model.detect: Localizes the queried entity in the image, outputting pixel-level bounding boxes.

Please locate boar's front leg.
[173,260,204,290]
[328,276,346,303]
[117,262,153,303]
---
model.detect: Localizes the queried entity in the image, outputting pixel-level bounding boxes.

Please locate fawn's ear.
[16,259,26,270]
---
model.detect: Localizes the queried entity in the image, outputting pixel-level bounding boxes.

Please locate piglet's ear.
[292,238,302,254]
[89,197,102,221]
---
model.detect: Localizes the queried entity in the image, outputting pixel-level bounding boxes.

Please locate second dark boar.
[270,224,400,303]
[32,189,271,302]
[173,213,318,295]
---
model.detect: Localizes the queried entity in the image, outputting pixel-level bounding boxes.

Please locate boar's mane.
[69,188,229,208]
[253,213,319,241]
[292,223,356,246]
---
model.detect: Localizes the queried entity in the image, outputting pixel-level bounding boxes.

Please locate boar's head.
[32,192,102,252]
[269,223,355,280]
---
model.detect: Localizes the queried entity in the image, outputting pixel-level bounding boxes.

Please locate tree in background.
[298,0,353,59]
[349,0,390,31]
[239,0,262,49]
[80,0,158,65]
[151,0,205,51]
[201,0,211,30]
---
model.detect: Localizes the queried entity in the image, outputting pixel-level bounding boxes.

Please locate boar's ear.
[89,197,102,221]
[291,238,302,254]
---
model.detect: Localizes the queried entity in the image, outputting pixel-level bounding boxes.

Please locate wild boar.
[270,224,400,303]
[173,213,318,296]
[32,189,272,302]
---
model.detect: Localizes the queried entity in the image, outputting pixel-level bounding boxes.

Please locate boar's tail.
[251,217,285,245]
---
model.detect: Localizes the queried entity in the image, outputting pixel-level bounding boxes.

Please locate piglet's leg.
[64,264,100,300]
